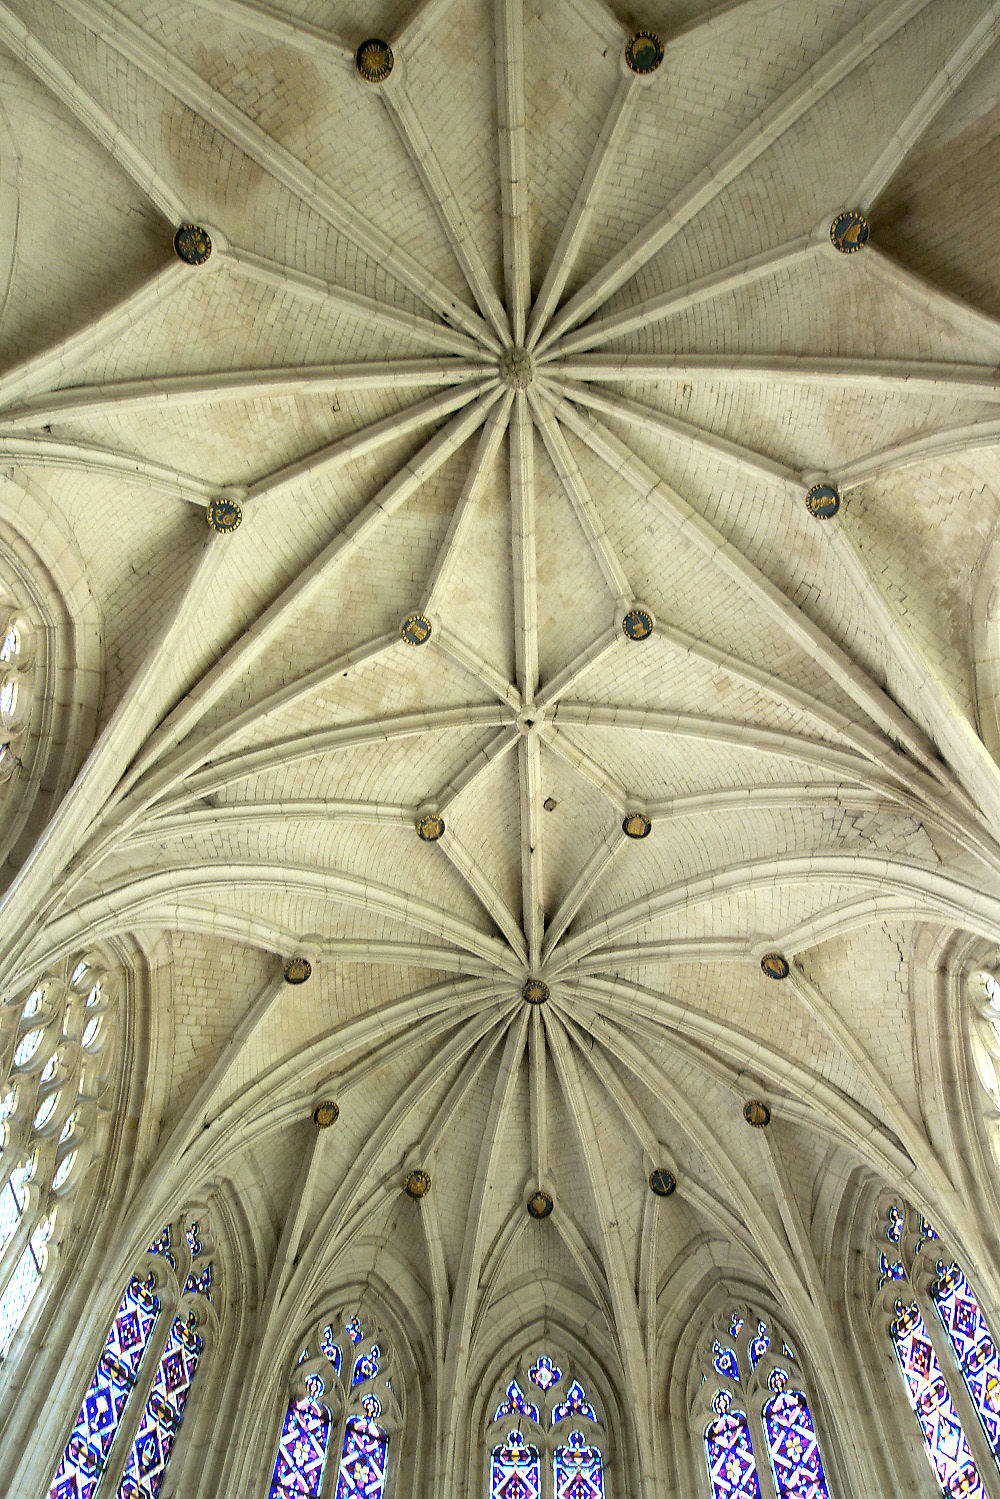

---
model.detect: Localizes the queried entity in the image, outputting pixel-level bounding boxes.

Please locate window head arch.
[486,1347,608,1499]
[268,1309,402,1499]
[692,1305,831,1499]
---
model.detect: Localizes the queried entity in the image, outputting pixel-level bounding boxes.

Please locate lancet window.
[268,1311,401,1499]
[873,1198,1000,1499]
[48,1213,216,1499]
[692,1307,831,1499]
[487,1349,608,1498]
[0,955,118,1359]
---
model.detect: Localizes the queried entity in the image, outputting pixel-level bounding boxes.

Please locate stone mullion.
[96,1292,177,1499]
[747,1400,779,1499]
[320,1406,348,1499]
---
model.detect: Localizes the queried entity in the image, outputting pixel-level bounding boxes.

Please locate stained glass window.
[762,1386,831,1499]
[335,1415,389,1499]
[49,1275,160,1499]
[268,1391,332,1499]
[705,1409,761,1499]
[933,1262,1000,1460]
[529,1355,562,1390]
[890,1299,986,1499]
[494,1379,540,1424]
[116,1314,203,1499]
[554,1430,604,1499]
[491,1429,540,1499]
[713,1342,739,1380]
[748,1324,769,1370]
[552,1381,597,1425]
[352,1343,381,1386]
[183,1263,212,1298]
[320,1325,342,1373]
[885,1205,904,1244]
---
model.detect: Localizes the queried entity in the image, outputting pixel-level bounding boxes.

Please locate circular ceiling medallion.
[312,1100,339,1128]
[404,1168,431,1199]
[283,957,312,984]
[805,482,840,520]
[527,1189,553,1219]
[623,811,652,839]
[760,952,789,980]
[625,31,664,74]
[499,347,534,390]
[401,612,432,646]
[522,977,549,1005]
[416,812,445,841]
[356,38,393,82]
[173,223,213,264]
[206,497,242,533]
[829,209,869,253]
[649,1168,676,1197]
[743,1099,771,1128]
[622,607,653,641]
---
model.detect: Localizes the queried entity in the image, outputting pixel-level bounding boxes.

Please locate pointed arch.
[484,1345,609,1499]
[265,1308,402,1499]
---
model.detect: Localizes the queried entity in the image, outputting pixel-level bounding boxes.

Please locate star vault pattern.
[3,0,1000,1489]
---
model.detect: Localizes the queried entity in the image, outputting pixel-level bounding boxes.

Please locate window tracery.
[873,1198,1000,1498]
[486,1348,607,1499]
[692,1307,831,1499]
[267,1311,401,1499]
[967,971,1000,1166]
[48,1212,216,1499]
[0,955,118,1358]
[0,604,33,784]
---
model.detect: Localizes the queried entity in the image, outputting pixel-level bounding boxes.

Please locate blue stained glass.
[334,1415,388,1499]
[879,1252,906,1284]
[185,1223,201,1256]
[886,1205,904,1244]
[554,1430,604,1499]
[553,1381,597,1426]
[713,1342,740,1380]
[146,1228,175,1270]
[933,1263,1000,1459]
[762,1388,831,1499]
[705,1410,761,1499]
[491,1430,540,1499]
[748,1334,769,1370]
[352,1343,381,1386]
[183,1262,212,1299]
[529,1355,562,1391]
[320,1326,342,1374]
[494,1380,540,1424]
[267,1395,331,1499]
[49,1276,160,1499]
[920,1217,939,1242]
[891,1299,985,1499]
[345,1318,363,1345]
[116,1315,202,1498]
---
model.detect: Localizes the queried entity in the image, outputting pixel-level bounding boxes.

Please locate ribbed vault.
[2,0,1000,1492]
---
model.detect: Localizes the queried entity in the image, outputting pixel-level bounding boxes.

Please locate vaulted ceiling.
[2,0,1000,1446]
